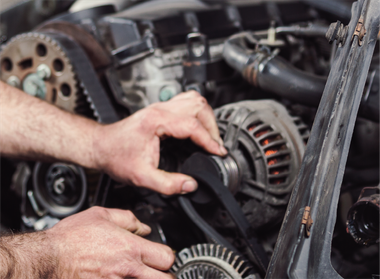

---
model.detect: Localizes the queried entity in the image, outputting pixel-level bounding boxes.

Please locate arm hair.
[0,231,58,278]
[0,81,100,169]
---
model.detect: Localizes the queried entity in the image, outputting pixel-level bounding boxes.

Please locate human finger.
[92,207,151,236]
[157,91,222,143]
[195,101,221,144]
[155,112,227,156]
[135,235,175,271]
[170,90,200,101]
[133,167,197,195]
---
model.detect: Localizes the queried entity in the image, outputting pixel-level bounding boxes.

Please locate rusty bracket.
[301,206,313,237]
[352,15,366,46]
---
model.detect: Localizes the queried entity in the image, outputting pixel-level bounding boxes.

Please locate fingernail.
[220,145,228,156]
[181,180,198,193]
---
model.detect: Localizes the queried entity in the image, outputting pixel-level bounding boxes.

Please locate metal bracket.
[301,206,313,237]
[352,15,366,46]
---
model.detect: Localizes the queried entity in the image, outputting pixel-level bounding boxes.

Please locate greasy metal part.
[111,32,156,67]
[33,215,59,231]
[346,186,379,245]
[171,244,255,279]
[36,21,111,69]
[352,15,367,46]
[300,206,313,237]
[183,32,210,95]
[211,155,240,194]
[326,21,349,46]
[42,31,119,123]
[215,101,306,202]
[266,1,379,278]
[0,32,78,112]
[33,162,88,218]
[253,23,329,38]
[27,190,47,217]
[181,153,269,276]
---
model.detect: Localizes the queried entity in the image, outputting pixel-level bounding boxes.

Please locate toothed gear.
[171,244,256,279]
[0,32,89,114]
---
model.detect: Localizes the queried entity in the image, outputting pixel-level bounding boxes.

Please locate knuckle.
[131,171,145,186]
[126,210,138,223]
[137,107,161,129]
[186,90,201,97]
[89,206,107,216]
[159,180,176,195]
[196,95,207,105]
[187,118,200,131]
[161,245,175,268]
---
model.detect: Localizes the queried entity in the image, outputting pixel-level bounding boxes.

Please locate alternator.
[211,100,307,230]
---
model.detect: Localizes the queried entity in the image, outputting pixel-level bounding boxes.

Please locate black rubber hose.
[255,56,326,107]
[223,33,379,122]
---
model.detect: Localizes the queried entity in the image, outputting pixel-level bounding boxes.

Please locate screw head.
[22,73,47,99]
[36,64,51,80]
[6,75,20,88]
[53,177,66,195]
[159,86,176,102]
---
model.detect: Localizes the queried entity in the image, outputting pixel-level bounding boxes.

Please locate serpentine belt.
[181,152,269,276]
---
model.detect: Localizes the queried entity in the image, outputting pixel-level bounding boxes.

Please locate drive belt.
[181,152,269,277]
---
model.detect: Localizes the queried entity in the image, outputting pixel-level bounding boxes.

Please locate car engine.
[0,0,378,278]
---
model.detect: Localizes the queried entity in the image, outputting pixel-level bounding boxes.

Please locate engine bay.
[0,0,379,278]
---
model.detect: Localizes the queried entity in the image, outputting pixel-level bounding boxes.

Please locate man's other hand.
[92,91,227,195]
[49,207,175,278]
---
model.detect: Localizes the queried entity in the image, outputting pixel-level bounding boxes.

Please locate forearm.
[0,231,57,278]
[0,81,99,169]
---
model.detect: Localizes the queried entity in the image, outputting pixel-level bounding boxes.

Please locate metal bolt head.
[326,21,348,46]
[22,73,47,99]
[36,64,51,80]
[159,86,176,102]
[7,75,20,88]
[53,177,66,195]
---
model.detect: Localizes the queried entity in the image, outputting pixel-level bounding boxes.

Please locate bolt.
[7,75,20,88]
[326,21,348,46]
[36,64,51,80]
[53,177,65,194]
[159,86,176,102]
[22,73,47,99]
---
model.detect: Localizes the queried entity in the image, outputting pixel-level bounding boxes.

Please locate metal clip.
[352,15,366,46]
[301,206,313,237]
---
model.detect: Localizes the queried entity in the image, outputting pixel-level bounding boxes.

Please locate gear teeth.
[171,244,255,279]
[0,31,88,116]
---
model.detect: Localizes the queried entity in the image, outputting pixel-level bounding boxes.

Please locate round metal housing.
[33,162,87,217]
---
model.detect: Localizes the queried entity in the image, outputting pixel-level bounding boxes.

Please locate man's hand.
[0,207,175,279]
[51,207,175,278]
[93,91,227,195]
[0,81,225,195]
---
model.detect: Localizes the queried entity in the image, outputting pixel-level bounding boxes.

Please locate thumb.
[135,167,198,195]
